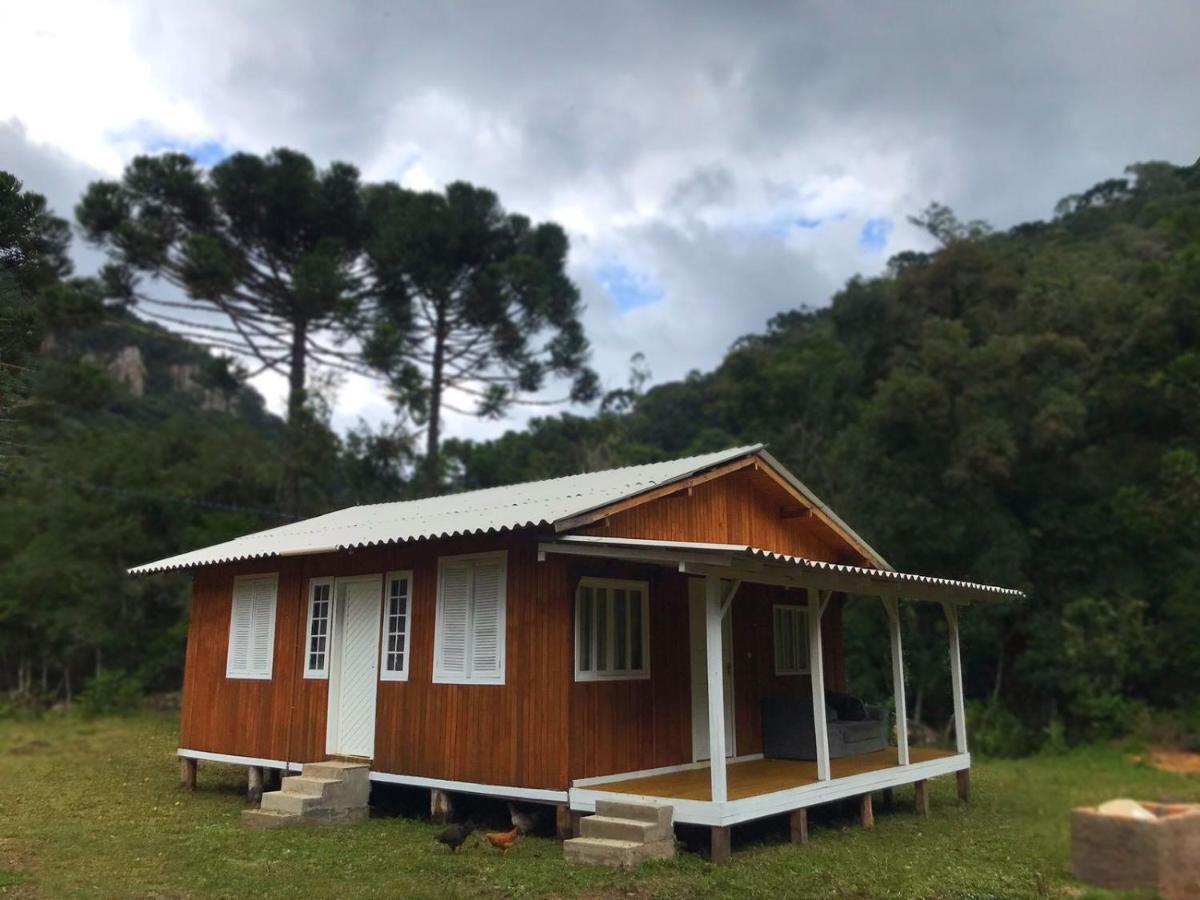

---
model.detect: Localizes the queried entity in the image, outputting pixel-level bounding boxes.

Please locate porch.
[541,534,1020,858]
[571,747,967,827]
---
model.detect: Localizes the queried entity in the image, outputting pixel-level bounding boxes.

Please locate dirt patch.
[8,740,51,756]
[1132,747,1200,775]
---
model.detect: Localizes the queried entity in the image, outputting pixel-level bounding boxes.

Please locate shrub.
[967,699,1036,757]
[75,671,144,717]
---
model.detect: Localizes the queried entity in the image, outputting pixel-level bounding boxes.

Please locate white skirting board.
[177,748,304,772]
[369,771,568,805]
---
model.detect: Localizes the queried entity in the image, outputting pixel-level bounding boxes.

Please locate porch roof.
[538,535,1023,604]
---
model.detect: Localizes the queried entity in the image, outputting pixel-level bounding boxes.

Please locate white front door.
[688,578,736,761]
[327,575,382,758]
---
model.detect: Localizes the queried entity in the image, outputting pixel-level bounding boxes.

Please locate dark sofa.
[761,692,889,761]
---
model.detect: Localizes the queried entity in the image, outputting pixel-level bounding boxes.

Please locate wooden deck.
[588,747,954,801]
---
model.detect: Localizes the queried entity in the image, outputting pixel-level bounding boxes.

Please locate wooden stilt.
[956,769,971,804]
[180,757,197,792]
[914,779,929,817]
[430,788,453,824]
[859,792,875,828]
[789,808,809,844]
[555,804,572,840]
[711,825,732,865]
[569,810,583,838]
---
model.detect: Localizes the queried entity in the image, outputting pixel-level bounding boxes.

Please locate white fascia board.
[369,771,568,804]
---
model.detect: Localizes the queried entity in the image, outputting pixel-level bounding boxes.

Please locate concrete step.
[563,836,676,868]
[593,799,674,829]
[580,814,671,843]
[259,790,328,816]
[281,775,340,795]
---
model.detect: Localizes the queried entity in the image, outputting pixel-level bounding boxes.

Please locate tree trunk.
[280,318,309,515]
[424,302,447,497]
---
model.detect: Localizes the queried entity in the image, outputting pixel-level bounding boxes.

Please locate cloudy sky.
[3,1,1198,440]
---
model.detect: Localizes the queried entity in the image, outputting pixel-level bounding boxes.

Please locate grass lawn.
[2,713,1197,899]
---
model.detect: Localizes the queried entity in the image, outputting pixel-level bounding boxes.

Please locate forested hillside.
[3,159,1197,749]
[447,159,1200,747]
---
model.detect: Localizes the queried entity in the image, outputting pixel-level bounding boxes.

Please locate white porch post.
[704,574,728,803]
[883,597,910,766]
[943,602,968,754]
[808,589,831,781]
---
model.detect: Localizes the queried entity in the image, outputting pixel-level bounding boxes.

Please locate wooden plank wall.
[730,582,847,756]
[580,467,858,562]
[181,559,326,762]
[565,573,848,780]
[180,534,573,790]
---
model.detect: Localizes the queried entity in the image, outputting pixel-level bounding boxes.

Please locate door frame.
[688,577,736,762]
[324,573,383,758]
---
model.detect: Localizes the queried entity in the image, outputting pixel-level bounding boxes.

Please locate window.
[773,604,809,675]
[226,573,278,679]
[380,570,413,681]
[575,577,650,681]
[433,552,506,685]
[304,578,333,678]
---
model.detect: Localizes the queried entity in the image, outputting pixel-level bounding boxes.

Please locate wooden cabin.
[132,444,1021,861]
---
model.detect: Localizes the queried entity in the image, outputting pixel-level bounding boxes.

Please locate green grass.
[1,713,1196,898]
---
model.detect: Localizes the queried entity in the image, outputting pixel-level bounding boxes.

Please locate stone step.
[580,814,672,843]
[281,775,340,795]
[593,799,674,829]
[260,790,328,816]
[303,760,370,782]
[563,836,676,868]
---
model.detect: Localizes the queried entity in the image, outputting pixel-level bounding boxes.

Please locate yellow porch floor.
[588,747,954,801]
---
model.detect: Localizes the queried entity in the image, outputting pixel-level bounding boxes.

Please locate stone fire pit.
[1071,799,1200,899]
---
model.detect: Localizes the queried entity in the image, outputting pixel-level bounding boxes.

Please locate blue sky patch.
[859,217,893,251]
[596,262,665,312]
[110,122,233,167]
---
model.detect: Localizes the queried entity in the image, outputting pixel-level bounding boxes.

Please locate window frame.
[379,569,414,682]
[303,577,334,679]
[432,550,508,686]
[225,572,279,680]
[772,603,810,676]
[574,576,651,683]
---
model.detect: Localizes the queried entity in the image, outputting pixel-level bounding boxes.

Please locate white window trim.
[304,576,334,679]
[432,550,507,686]
[574,576,651,683]
[225,572,278,680]
[379,569,414,682]
[773,603,810,676]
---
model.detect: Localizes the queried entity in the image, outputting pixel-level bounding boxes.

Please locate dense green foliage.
[3,159,1197,749]
[4,712,1198,897]
[447,159,1200,745]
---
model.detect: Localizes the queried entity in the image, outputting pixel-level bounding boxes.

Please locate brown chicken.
[484,826,520,855]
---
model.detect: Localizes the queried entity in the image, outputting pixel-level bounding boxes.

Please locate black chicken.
[435,822,474,852]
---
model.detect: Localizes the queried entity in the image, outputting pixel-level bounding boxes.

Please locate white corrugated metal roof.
[542,536,1024,602]
[131,444,778,574]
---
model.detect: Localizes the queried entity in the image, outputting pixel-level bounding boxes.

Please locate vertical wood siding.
[180,535,573,789]
[581,467,861,562]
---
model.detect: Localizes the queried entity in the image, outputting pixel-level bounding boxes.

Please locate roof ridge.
[348,443,763,511]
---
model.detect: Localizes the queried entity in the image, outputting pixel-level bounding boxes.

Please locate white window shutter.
[469,560,504,679]
[227,583,253,676]
[226,575,277,679]
[249,578,276,677]
[435,562,471,679]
